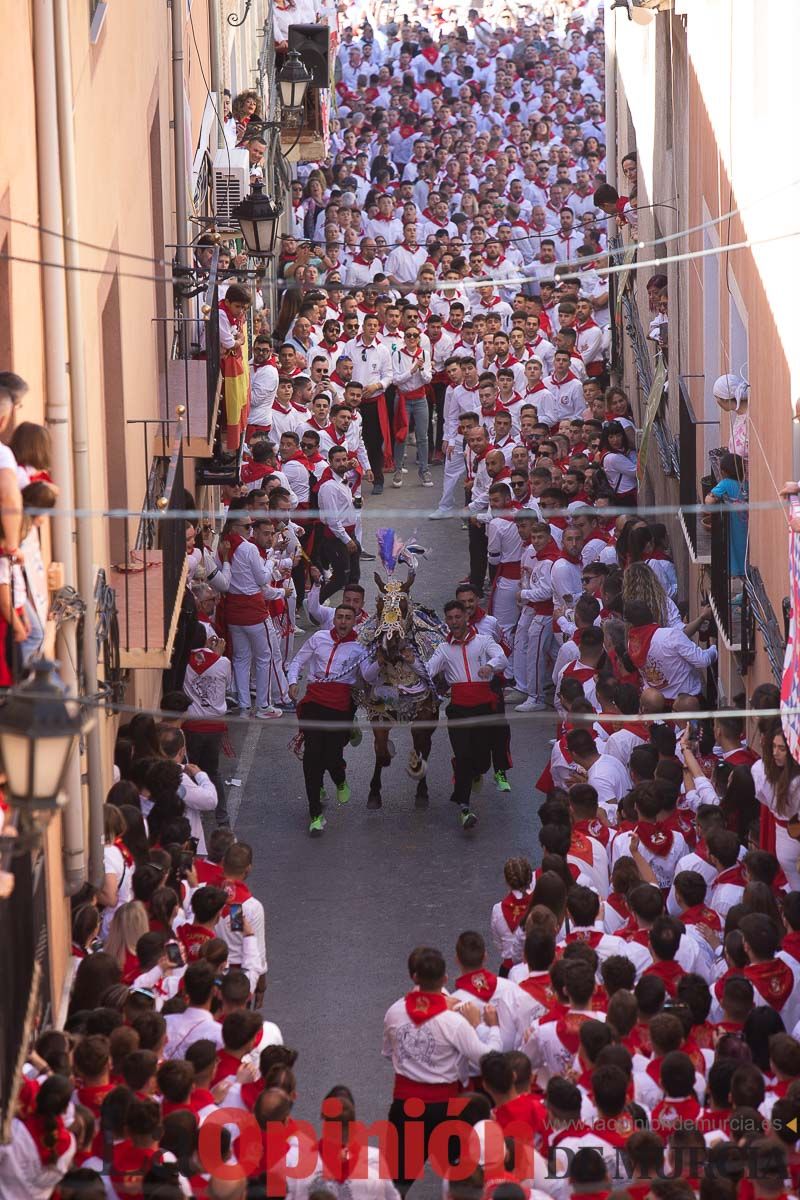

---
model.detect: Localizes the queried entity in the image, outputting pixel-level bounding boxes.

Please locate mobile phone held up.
[229,902,244,933]
[165,942,183,968]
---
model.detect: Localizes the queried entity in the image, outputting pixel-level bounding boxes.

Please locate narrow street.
[228,480,553,1129]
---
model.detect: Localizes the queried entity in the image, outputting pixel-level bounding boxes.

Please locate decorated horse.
[354,529,446,809]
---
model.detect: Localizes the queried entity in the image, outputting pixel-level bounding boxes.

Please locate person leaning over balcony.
[0,373,26,563]
[704,452,747,579]
[218,284,252,454]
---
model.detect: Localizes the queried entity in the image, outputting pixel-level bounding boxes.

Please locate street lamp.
[232,179,282,258]
[278,50,312,118]
[0,660,89,813]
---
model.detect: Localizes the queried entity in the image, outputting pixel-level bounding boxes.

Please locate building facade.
[605,0,800,703]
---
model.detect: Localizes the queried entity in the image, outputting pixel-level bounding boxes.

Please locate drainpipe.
[32,0,85,893]
[604,4,618,192]
[53,0,106,886]
[170,0,191,279]
[209,0,224,149]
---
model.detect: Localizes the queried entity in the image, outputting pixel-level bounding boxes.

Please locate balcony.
[156,291,222,460]
[109,419,189,669]
[677,381,719,564]
[708,507,747,654]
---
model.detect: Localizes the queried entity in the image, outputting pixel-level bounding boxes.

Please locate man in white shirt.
[158,727,217,855]
[248,336,279,436]
[317,445,361,602]
[164,961,224,1058]
[383,946,502,1192]
[625,600,718,702]
[566,727,632,821]
[287,604,366,835]
[344,315,392,492]
[385,223,429,290]
[425,600,508,830]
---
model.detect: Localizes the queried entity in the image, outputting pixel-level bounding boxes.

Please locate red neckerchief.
[617,919,651,948]
[574,816,609,847]
[636,820,674,857]
[405,990,448,1025]
[569,830,597,867]
[565,928,604,949]
[222,877,252,917]
[24,1112,72,1165]
[653,1096,701,1135]
[114,836,134,868]
[518,972,557,1009]
[500,890,531,932]
[446,626,478,646]
[555,1010,593,1054]
[714,863,747,888]
[590,1111,636,1149]
[745,960,794,1009]
[536,538,562,563]
[455,968,498,1002]
[680,903,721,933]
[644,959,686,998]
[627,623,659,669]
[177,922,215,961]
[330,628,358,645]
[323,422,347,446]
[621,720,651,740]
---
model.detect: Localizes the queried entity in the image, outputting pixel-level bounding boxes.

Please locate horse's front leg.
[410,716,435,807]
[369,726,390,808]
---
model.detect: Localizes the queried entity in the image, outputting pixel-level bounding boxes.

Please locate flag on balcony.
[781,498,800,771]
[220,301,250,451]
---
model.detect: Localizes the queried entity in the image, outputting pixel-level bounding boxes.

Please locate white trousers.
[513,609,555,702]
[488,576,520,639]
[438,452,466,512]
[230,621,286,709]
[776,823,800,891]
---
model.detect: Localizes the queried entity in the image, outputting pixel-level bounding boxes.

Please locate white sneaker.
[428,508,454,520]
[515,697,547,712]
[392,471,403,488]
[420,470,434,487]
[254,706,283,719]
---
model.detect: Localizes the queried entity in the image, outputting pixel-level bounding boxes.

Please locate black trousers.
[360,398,386,486]
[184,729,228,824]
[490,697,512,773]
[387,1098,461,1196]
[319,536,360,602]
[299,701,353,817]
[429,381,446,452]
[446,702,495,807]
[468,521,488,592]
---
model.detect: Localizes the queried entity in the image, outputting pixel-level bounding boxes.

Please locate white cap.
[713,373,749,410]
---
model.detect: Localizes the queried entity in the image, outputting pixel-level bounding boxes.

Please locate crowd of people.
[6,1,800,1199]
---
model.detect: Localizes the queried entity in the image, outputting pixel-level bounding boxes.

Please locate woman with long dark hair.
[753,720,800,889]
[68,951,122,1018]
[598,421,638,506]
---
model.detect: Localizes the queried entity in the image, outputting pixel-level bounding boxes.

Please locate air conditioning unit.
[212,148,251,226]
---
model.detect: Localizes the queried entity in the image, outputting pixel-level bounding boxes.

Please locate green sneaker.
[460,808,478,830]
[471,774,483,794]
[336,781,351,806]
[308,815,327,836]
[494,770,512,793]
[349,727,363,747]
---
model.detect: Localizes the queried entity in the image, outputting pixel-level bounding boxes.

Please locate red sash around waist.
[393,1074,461,1101]
[451,682,497,707]
[226,592,269,625]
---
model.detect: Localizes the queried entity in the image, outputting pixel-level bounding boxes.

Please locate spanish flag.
[220,300,250,450]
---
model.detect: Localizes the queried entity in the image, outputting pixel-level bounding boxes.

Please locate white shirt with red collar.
[443,382,480,444]
[270,402,305,441]
[425,628,508,698]
[550,554,582,609]
[585,753,632,819]
[383,992,503,1095]
[317,470,359,544]
[385,242,428,284]
[562,925,652,978]
[474,296,513,331]
[249,361,279,428]
[450,967,524,1052]
[488,354,526,393]
[539,371,585,425]
[612,824,690,890]
[632,626,717,700]
[575,319,604,370]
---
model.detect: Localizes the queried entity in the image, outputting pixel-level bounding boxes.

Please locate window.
[89,0,107,43]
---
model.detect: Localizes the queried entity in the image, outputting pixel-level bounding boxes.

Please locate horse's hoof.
[387,738,397,759]
[406,752,428,781]
[414,791,429,808]
[367,793,383,809]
